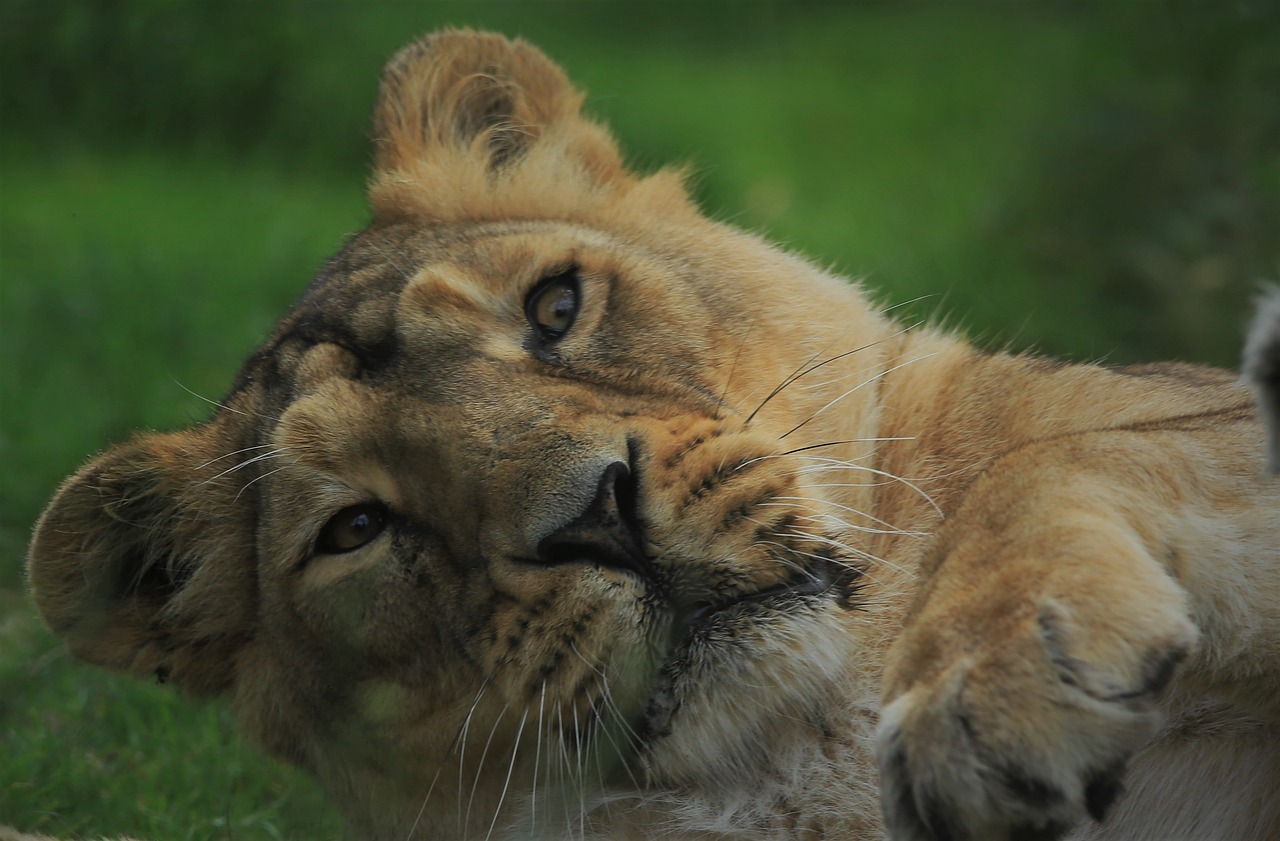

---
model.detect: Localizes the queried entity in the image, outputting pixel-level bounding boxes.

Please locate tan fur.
[26,30,1280,841]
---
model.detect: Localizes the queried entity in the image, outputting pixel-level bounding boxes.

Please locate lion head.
[29,31,905,839]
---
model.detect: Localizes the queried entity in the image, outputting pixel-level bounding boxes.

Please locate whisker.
[484,704,529,841]
[530,681,546,834]
[768,495,928,535]
[404,764,446,841]
[232,464,289,502]
[781,458,943,512]
[714,330,751,421]
[780,438,915,457]
[555,701,575,838]
[567,643,643,755]
[759,503,923,537]
[585,688,614,829]
[200,448,287,486]
[452,676,495,830]
[882,292,941,314]
[781,529,916,578]
[735,439,913,472]
[195,444,280,471]
[572,701,586,836]
[751,539,828,584]
[785,365,880,394]
[761,541,855,572]
[172,379,272,420]
[779,352,938,440]
[595,692,643,791]
[743,323,921,426]
[800,511,927,539]
[464,703,509,838]
[743,348,848,428]
[787,455,877,467]
[451,675,495,755]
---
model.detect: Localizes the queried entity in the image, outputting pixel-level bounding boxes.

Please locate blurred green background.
[2,1,1277,837]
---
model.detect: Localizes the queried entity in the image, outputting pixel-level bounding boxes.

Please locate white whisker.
[465,703,509,838]
[232,465,289,502]
[781,529,916,579]
[195,443,280,470]
[735,439,913,473]
[530,681,546,834]
[781,458,943,515]
[404,764,446,841]
[780,352,938,440]
[172,379,272,420]
[453,677,494,830]
[200,448,287,486]
[767,496,928,536]
[484,704,529,841]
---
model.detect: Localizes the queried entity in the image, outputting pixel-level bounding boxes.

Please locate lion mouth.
[674,556,853,635]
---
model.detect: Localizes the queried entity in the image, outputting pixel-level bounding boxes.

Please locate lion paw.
[876,600,1195,841]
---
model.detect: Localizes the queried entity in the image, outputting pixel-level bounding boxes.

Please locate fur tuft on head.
[1243,285,1280,472]
[367,29,696,228]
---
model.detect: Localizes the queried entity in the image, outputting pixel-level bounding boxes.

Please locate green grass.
[2,2,1275,838]
[0,156,361,837]
[0,152,367,588]
[1,592,346,839]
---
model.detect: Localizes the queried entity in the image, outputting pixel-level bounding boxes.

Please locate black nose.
[535,460,652,578]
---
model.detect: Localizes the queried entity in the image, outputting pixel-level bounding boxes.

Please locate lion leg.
[875,433,1279,841]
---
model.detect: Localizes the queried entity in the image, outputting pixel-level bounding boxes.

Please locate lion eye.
[525,271,579,341]
[316,503,387,554]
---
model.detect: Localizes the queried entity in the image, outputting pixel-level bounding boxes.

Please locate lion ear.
[368,29,630,216]
[27,425,257,696]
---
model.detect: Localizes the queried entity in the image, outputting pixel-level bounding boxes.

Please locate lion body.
[27,32,1280,841]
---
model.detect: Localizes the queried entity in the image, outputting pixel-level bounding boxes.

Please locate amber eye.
[525,272,580,341]
[315,503,387,555]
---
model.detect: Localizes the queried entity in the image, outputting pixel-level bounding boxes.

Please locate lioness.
[27,30,1280,841]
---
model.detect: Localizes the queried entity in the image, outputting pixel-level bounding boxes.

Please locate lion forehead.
[242,221,637,403]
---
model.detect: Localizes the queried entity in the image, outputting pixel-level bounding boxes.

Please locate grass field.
[2,2,1276,837]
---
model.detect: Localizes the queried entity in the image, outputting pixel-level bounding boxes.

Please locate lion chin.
[26,29,1280,841]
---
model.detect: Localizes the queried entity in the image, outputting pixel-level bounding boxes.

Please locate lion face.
[252,222,865,811]
[29,31,892,839]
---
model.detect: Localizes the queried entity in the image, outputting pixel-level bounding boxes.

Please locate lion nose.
[535,460,652,578]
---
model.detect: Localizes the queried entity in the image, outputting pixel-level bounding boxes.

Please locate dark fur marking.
[997,764,1064,809]
[956,710,977,742]
[570,671,603,713]
[1109,403,1256,435]
[119,556,191,604]
[830,557,867,609]
[1139,646,1186,696]
[882,738,929,838]
[1009,822,1069,841]
[1084,761,1127,822]
[921,792,961,841]
[664,435,705,470]
[718,500,758,532]
[1115,362,1234,388]
[1108,646,1186,702]
[223,233,416,401]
